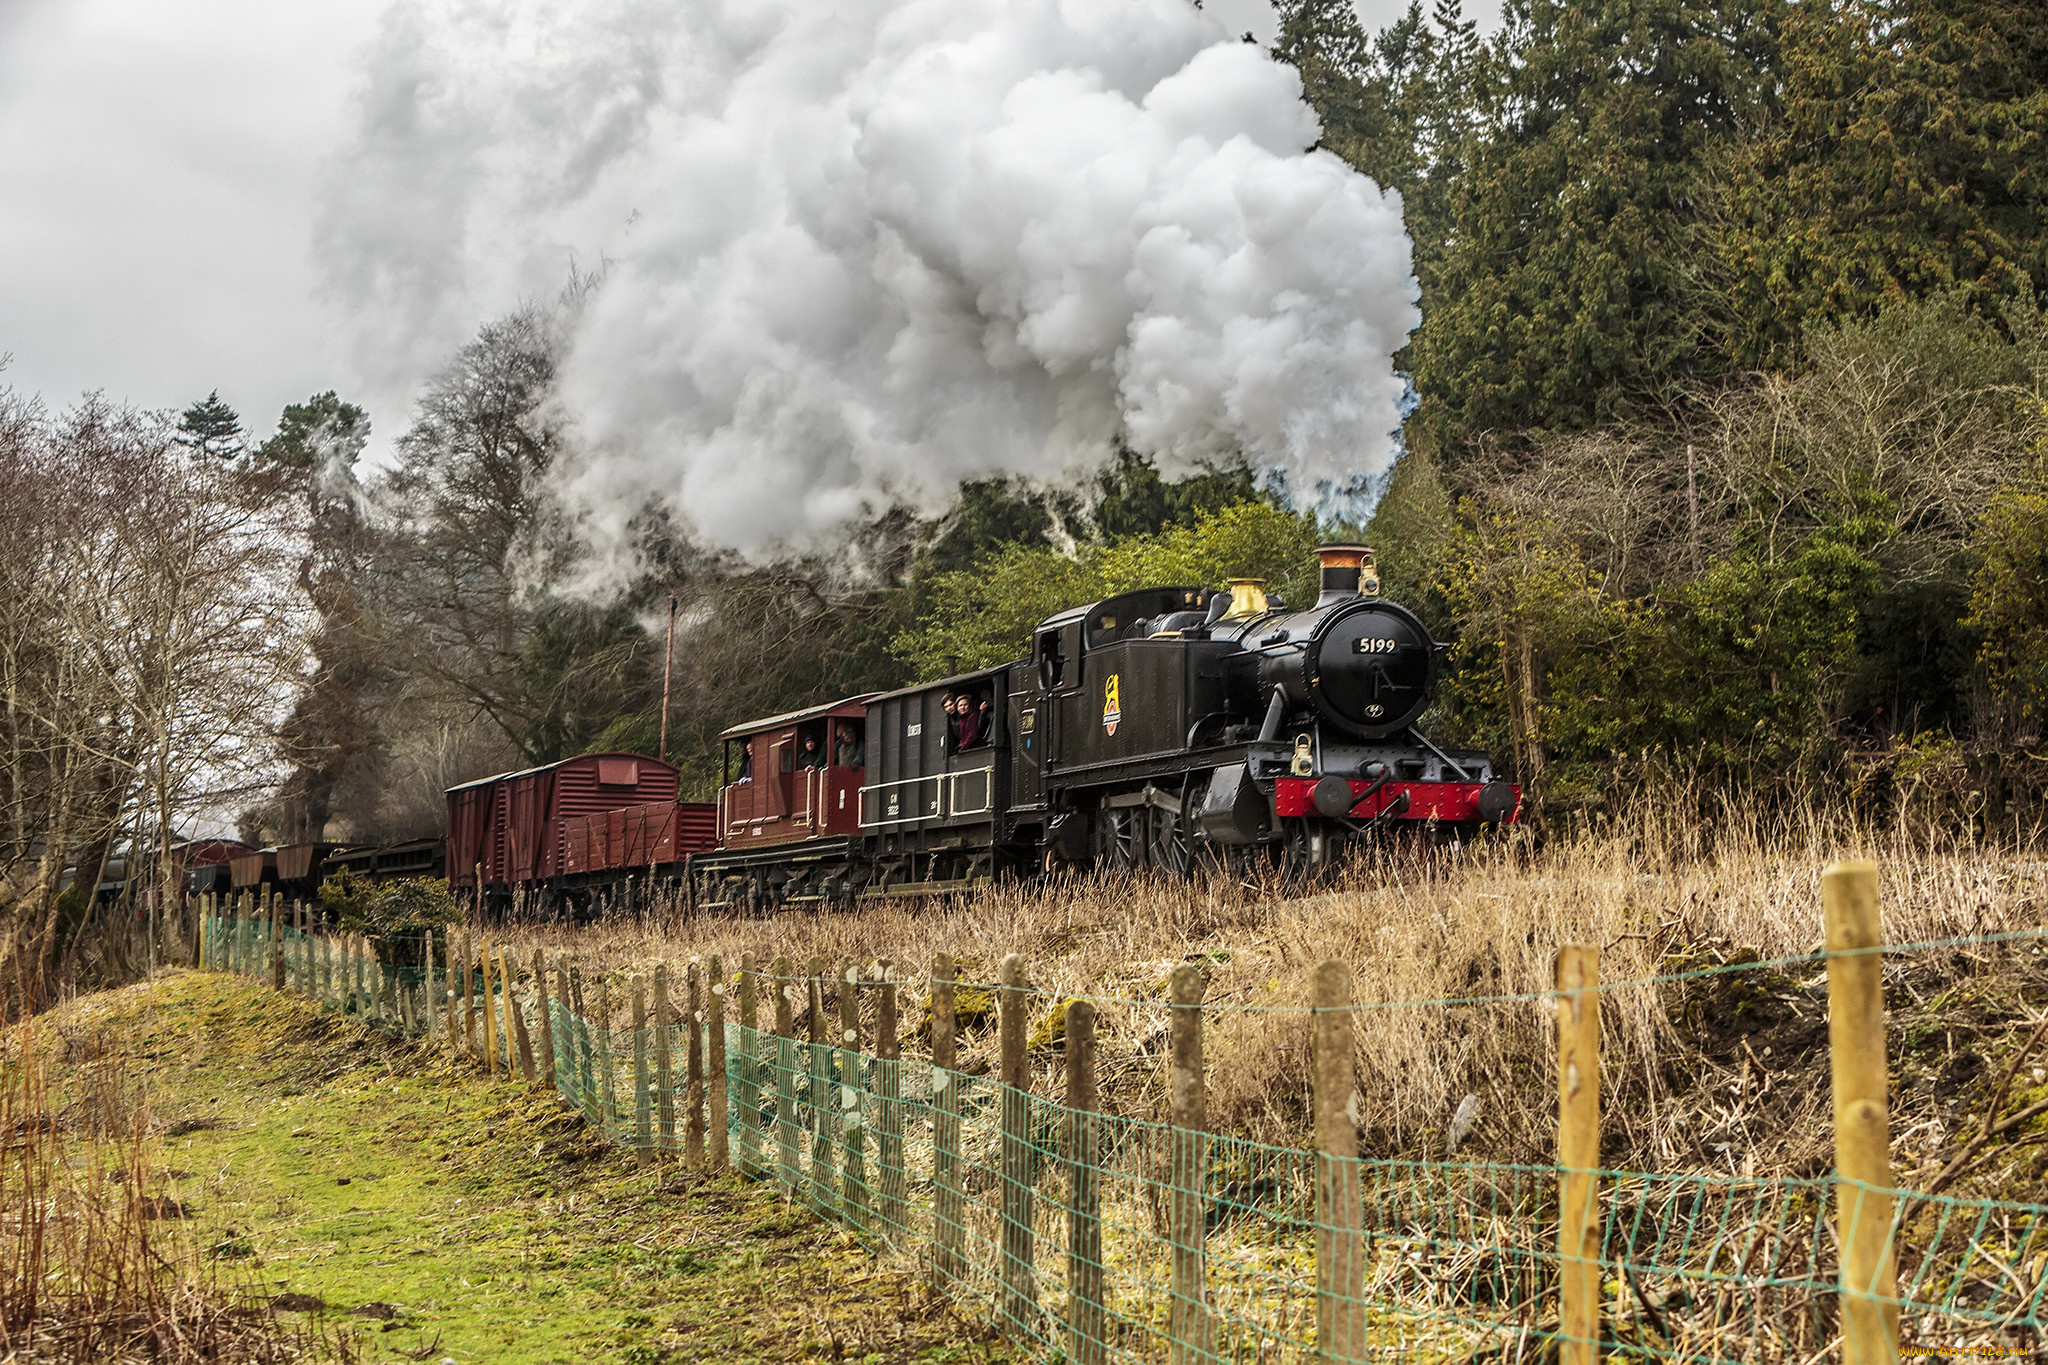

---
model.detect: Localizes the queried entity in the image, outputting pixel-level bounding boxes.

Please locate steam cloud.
[323,0,1421,555]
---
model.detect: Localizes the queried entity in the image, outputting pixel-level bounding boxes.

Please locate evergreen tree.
[1695,0,2048,367]
[175,390,245,461]
[1406,0,1783,445]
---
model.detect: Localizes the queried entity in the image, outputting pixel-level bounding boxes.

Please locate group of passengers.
[735,721,863,782]
[797,724,863,770]
[944,691,993,751]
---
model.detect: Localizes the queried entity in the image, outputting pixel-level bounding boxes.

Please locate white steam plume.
[322,0,1420,557]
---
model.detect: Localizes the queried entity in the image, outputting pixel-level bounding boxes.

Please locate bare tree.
[0,390,305,1012]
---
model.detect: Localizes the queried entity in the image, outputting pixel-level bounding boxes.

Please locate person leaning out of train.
[798,734,826,769]
[953,695,983,750]
[834,726,863,768]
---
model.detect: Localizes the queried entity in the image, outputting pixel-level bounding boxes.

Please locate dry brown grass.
[483,792,2048,1179]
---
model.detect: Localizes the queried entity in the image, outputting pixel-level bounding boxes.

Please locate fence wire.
[203,914,2048,1362]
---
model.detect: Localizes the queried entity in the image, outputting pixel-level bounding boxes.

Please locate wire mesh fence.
[196,887,2048,1364]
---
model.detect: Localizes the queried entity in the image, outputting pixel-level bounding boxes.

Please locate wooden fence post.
[485,940,505,1075]
[571,959,596,1114]
[998,955,1038,1338]
[445,947,461,1058]
[839,957,867,1233]
[931,952,965,1291]
[632,976,653,1166]
[419,930,434,1040]
[876,959,905,1247]
[807,955,834,1215]
[568,963,591,1114]
[504,950,535,1081]
[1314,961,1363,1365]
[462,934,479,1061]
[1168,962,1213,1365]
[532,948,555,1087]
[708,954,729,1173]
[1557,944,1601,1365]
[774,956,799,1193]
[268,894,284,990]
[596,976,619,1138]
[1824,861,1899,1365]
[353,934,368,1021]
[1066,998,1104,1365]
[687,962,708,1169]
[654,965,676,1154]
[739,952,763,1178]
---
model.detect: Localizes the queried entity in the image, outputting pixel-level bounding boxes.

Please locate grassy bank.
[31,972,1005,1364]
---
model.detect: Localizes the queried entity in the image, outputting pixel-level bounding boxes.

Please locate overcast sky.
[0,0,1499,455]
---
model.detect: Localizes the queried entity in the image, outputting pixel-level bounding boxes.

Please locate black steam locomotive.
[692,546,1519,909]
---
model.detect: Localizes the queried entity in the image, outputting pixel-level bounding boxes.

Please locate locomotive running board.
[860,876,992,899]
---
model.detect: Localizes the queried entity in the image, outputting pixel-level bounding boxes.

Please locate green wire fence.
[194,879,2048,1365]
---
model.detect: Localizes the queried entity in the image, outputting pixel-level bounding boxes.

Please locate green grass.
[45,972,1010,1364]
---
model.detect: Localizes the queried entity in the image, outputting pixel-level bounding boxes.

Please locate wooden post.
[1825,861,1900,1365]
[1168,962,1213,1365]
[773,956,799,1193]
[533,948,556,1089]
[653,965,677,1154]
[1313,961,1362,1365]
[708,954,729,1173]
[738,952,761,1178]
[930,953,965,1291]
[808,955,834,1215]
[268,894,284,990]
[481,940,501,1075]
[876,959,906,1246]
[998,955,1036,1338]
[462,934,479,1062]
[504,950,536,1081]
[572,965,597,1123]
[838,958,866,1234]
[1557,944,1601,1365]
[1066,998,1104,1365]
[421,931,436,1041]
[687,962,707,1169]
[596,976,619,1137]
[353,934,368,1021]
[632,977,653,1167]
[444,948,461,1058]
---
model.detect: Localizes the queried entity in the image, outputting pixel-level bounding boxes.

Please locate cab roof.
[717,695,875,741]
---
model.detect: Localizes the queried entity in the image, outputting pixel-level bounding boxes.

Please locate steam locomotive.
[691,545,1519,911]
[192,546,1518,915]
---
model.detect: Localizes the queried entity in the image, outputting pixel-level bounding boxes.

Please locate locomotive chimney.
[1315,544,1380,606]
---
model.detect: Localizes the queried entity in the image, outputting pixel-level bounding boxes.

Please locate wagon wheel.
[1093,809,1143,870]
[1146,802,1196,879]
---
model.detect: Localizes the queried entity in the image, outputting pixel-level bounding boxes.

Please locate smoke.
[322,0,1420,559]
